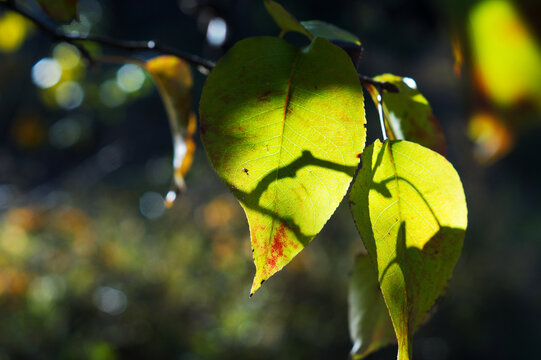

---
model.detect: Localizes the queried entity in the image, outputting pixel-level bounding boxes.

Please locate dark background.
[0,0,540,359]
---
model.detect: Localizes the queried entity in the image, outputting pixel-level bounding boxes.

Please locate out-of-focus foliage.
[36,0,79,24]
[468,0,541,108]
[0,11,32,53]
[448,0,541,163]
[199,36,365,295]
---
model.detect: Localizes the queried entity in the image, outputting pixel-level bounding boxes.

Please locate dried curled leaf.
[145,56,196,206]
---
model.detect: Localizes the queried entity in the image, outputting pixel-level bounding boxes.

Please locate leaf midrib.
[265,49,301,267]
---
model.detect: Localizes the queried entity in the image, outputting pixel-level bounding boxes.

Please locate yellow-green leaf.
[199,36,365,295]
[263,0,313,40]
[349,140,467,360]
[365,74,446,155]
[349,254,396,359]
[35,0,78,24]
[301,20,361,45]
[145,56,196,206]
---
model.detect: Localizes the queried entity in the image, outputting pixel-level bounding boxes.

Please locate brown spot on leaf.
[258,90,272,103]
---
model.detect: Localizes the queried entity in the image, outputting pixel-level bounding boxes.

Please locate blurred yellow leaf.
[145,56,196,207]
[469,0,541,107]
[0,11,32,53]
[468,111,514,164]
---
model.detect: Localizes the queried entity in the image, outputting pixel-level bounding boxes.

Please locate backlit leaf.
[35,0,78,24]
[349,253,396,359]
[365,74,446,155]
[301,20,360,45]
[349,140,467,360]
[263,0,313,40]
[199,36,365,295]
[145,56,196,206]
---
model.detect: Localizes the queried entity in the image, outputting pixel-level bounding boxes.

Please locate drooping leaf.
[35,0,78,24]
[199,36,365,295]
[349,140,467,360]
[301,20,360,45]
[145,56,196,206]
[364,74,446,155]
[263,0,313,40]
[349,253,396,359]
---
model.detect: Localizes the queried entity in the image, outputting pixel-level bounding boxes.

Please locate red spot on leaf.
[356,153,362,158]
[267,224,287,271]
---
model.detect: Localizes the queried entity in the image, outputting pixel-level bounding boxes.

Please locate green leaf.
[301,20,361,45]
[365,74,446,155]
[145,56,196,206]
[199,36,365,295]
[349,140,467,360]
[263,0,313,40]
[35,0,78,24]
[349,254,396,359]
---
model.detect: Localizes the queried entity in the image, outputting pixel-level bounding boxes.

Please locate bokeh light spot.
[92,286,127,315]
[99,79,126,107]
[53,42,81,70]
[49,117,82,149]
[55,81,84,109]
[139,192,166,219]
[206,17,227,46]
[31,58,62,89]
[116,64,146,93]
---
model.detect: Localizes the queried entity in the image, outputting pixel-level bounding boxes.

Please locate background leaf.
[263,0,313,39]
[199,36,365,295]
[349,140,467,360]
[301,20,361,45]
[349,253,396,359]
[145,56,196,205]
[35,0,78,24]
[365,74,446,155]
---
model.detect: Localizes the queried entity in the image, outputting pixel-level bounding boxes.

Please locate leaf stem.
[376,91,388,141]
[1,0,216,73]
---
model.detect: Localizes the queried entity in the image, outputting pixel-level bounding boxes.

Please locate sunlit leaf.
[35,0,78,24]
[349,140,467,360]
[301,20,360,45]
[199,36,365,295]
[365,74,446,155]
[263,0,313,40]
[349,253,396,359]
[469,0,541,107]
[145,56,196,206]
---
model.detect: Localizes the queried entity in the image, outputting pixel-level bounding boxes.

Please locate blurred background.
[0,0,540,359]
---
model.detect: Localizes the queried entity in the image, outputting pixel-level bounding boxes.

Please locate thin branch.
[1,0,215,72]
[358,74,399,93]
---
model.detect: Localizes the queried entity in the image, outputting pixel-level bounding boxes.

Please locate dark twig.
[358,74,399,93]
[1,0,215,72]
